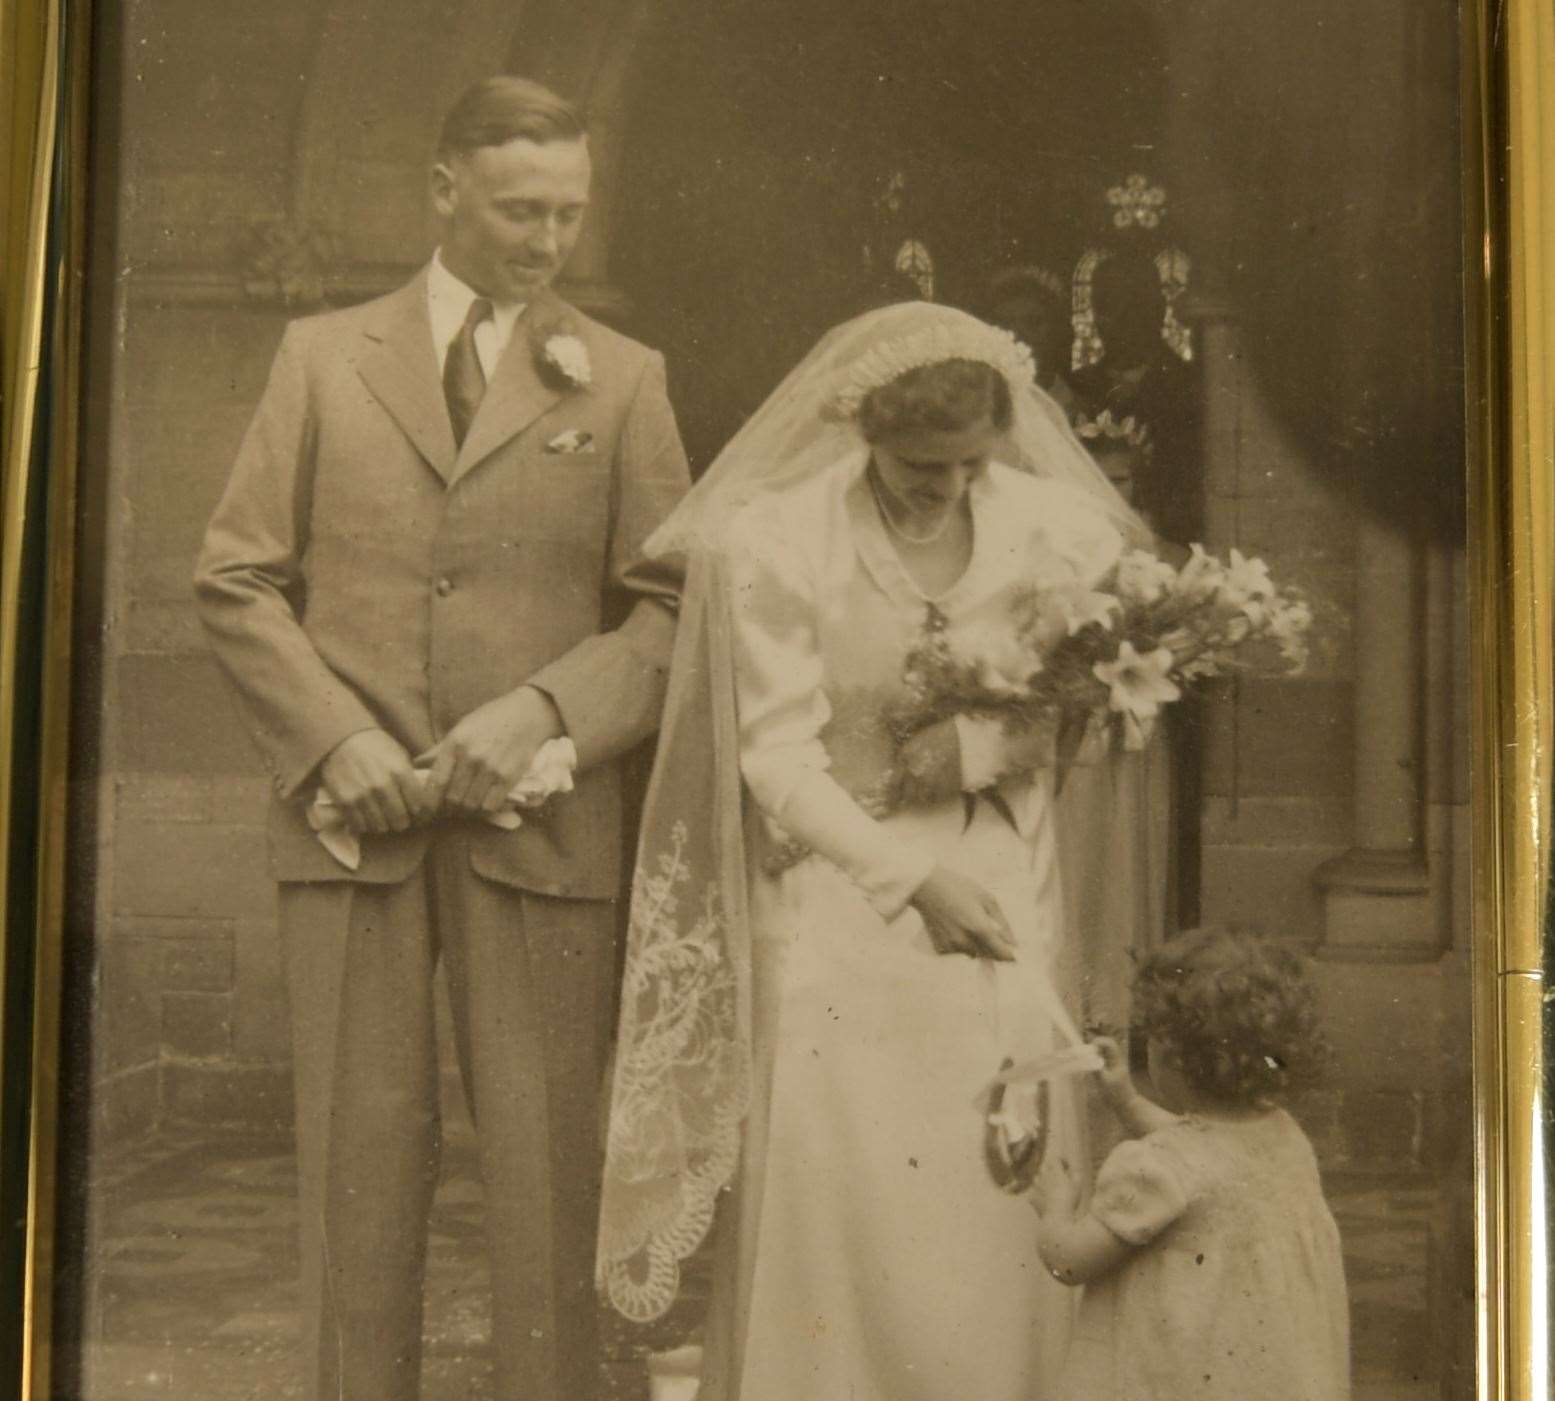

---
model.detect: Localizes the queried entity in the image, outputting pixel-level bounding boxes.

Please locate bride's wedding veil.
[645,300,1141,556]
[596,301,1143,1321]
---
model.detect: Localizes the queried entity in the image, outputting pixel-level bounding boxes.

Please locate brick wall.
[88,0,479,1142]
[94,302,298,1140]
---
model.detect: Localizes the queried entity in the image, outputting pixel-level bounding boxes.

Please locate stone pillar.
[1351,513,1423,851]
[1315,511,1439,960]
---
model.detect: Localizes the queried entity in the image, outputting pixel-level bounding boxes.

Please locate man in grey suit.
[195,77,690,1401]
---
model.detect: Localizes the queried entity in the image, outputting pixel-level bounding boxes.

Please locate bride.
[598,302,1146,1400]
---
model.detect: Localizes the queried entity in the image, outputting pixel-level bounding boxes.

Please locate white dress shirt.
[427,250,525,381]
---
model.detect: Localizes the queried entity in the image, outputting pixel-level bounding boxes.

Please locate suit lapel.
[449,289,567,487]
[356,272,458,484]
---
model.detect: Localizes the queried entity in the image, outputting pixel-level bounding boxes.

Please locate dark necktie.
[443,296,493,446]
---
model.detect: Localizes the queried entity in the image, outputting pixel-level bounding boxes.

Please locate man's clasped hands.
[317,685,569,836]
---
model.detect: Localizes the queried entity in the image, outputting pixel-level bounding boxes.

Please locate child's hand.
[1028,1154,1083,1220]
[1088,1033,1181,1138]
[1090,1035,1134,1107]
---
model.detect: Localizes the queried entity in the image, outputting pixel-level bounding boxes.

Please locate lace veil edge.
[597,549,753,1322]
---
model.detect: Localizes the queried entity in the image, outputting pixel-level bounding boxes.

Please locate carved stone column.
[1315,512,1439,960]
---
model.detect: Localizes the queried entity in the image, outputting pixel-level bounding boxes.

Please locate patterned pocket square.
[545,428,595,454]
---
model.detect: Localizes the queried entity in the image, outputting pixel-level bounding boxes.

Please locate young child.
[1029,926,1351,1401]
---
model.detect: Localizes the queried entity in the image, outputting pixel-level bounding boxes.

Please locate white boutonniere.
[539,332,592,390]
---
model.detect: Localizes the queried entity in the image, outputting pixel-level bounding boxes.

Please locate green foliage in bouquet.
[887,545,1315,768]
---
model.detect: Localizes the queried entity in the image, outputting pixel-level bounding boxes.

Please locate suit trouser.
[278,828,616,1401]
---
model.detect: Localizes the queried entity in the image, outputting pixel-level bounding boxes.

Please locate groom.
[194,77,690,1401]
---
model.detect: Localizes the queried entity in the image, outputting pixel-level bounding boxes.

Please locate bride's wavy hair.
[1130,925,1330,1108]
[857,359,1014,443]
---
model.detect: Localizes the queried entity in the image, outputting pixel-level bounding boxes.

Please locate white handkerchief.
[544,427,594,453]
[972,1042,1106,1115]
[306,737,578,870]
[994,1042,1107,1087]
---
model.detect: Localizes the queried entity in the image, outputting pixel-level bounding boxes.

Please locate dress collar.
[845,453,1001,613]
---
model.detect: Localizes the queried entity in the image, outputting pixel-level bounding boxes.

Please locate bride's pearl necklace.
[868,468,958,546]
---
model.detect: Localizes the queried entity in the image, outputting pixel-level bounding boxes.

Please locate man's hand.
[319,729,430,835]
[910,866,1017,961]
[420,686,565,818]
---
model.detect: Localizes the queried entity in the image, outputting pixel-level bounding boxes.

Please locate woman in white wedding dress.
[598,304,1147,1401]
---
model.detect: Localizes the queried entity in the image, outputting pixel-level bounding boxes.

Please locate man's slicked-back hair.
[437,76,586,160]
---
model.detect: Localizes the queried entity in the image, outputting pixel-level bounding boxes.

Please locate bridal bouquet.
[889,544,1314,776]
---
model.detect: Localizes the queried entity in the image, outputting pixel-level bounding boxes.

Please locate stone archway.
[592,0,1174,466]
[503,0,661,314]
[289,0,545,270]
[239,0,659,315]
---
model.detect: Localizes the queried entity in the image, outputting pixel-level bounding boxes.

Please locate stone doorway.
[601,0,1176,470]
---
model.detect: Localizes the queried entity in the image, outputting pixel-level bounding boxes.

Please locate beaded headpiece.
[820,321,1037,423]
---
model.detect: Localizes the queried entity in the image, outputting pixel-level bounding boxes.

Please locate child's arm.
[1028,1154,1138,1285]
[1028,1135,1188,1287]
[1093,1035,1180,1138]
[1033,1208,1139,1286]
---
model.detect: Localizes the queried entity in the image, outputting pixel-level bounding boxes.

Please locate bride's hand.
[910,867,1017,961]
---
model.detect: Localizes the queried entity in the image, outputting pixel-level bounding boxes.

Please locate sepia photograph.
[18,1,1496,1398]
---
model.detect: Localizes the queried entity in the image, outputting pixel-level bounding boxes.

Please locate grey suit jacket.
[194,272,690,897]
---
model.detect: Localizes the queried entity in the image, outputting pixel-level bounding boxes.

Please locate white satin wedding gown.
[694,457,1124,1401]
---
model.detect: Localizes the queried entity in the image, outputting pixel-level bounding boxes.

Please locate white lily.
[1224,548,1277,600]
[1174,543,1226,602]
[1115,548,1178,605]
[1094,640,1181,723]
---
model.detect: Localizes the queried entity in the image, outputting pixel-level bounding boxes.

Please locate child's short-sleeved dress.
[1062,1108,1350,1401]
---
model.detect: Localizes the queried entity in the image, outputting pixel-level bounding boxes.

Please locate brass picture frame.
[2,0,1547,1396]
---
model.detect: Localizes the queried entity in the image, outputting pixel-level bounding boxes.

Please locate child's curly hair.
[1130,926,1329,1108]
